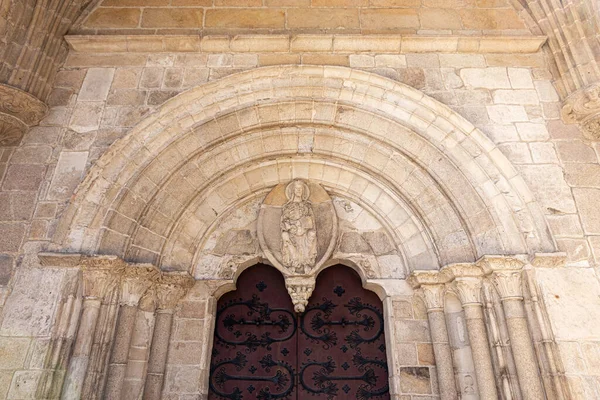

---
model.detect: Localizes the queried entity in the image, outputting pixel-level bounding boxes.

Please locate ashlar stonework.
[0,1,599,399]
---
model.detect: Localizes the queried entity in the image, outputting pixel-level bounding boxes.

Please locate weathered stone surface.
[47,151,88,201]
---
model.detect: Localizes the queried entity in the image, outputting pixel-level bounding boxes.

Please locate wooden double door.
[208,264,390,400]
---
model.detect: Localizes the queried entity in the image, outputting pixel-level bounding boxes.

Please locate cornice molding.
[65,34,547,55]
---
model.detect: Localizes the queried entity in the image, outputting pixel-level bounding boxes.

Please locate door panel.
[209,264,297,399]
[208,264,389,400]
[298,266,389,399]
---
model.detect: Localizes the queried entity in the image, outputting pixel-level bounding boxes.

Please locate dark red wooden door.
[208,264,389,400]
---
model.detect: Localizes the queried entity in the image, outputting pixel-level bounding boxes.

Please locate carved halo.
[285,179,310,201]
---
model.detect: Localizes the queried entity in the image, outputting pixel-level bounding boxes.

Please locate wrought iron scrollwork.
[216,294,297,352]
[210,352,295,400]
[299,353,388,400]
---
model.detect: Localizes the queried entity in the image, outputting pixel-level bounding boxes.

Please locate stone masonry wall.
[76,0,532,35]
[0,44,600,398]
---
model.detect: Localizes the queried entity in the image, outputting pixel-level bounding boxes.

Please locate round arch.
[53,65,556,275]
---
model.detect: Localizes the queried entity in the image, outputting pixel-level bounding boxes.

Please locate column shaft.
[61,298,101,400]
[105,304,138,398]
[121,307,156,400]
[463,304,498,400]
[503,298,545,399]
[142,310,174,400]
[427,310,458,400]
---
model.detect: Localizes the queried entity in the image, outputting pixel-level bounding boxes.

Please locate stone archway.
[42,66,567,400]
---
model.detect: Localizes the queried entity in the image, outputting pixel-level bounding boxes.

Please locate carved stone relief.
[257,179,338,277]
[562,83,600,140]
[0,83,47,145]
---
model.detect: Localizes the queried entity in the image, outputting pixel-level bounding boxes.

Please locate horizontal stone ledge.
[65,34,547,54]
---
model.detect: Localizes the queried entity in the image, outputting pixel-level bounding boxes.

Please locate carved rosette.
[120,265,160,306]
[285,277,316,313]
[257,179,338,276]
[0,84,47,145]
[562,83,600,140]
[155,272,195,311]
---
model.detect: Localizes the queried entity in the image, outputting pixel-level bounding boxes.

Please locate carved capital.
[120,265,160,306]
[488,270,524,300]
[155,272,195,311]
[408,269,454,288]
[562,83,600,140]
[0,84,47,146]
[476,255,526,275]
[285,277,316,313]
[453,277,483,306]
[420,284,446,311]
[80,256,126,300]
[530,252,567,269]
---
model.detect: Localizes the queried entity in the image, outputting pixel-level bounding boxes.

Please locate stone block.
[534,80,560,102]
[374,55,406,68]
[519,164,577,214]
[419,8,461,30]
[11,145,52,164]
[556,238,591,266]
[288,9,359,30]
[85,8,141,28]
[515,123,549,141]
[167,341,203,365]
[564,164,600,187]
[417,343,435,365]
[7,370,42,398]
[206,9,285,29]
[400,367,431,394]
[141,9,203,28]
[0,337,30,369]
[361,9,419,30]
[459,9,525,30]
[69,101,103,133]
[556,142,597,163]
[492,89,539,105]
[486,105,528,124]
[529,142,558,164]
[0,255,13,285]
[536,267,600,341]
[395,320,431,343]
[47,151,88,201]
[439,54,485,68]
[460,67,510,89]
[2,165,45,191]
[0,192,36,221]
[507,67,534,89]
[573,188,600,235]
[78,68,115,101]
[0,267,64,336]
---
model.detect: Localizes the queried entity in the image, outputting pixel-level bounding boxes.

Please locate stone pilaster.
[61,256,125,400]
[480,256,545,400]
[105,265,160,400]
[410,271,458,400]
[142,272,194,400]
[448,265,499,400]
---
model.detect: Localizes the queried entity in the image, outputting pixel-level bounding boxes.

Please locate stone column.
[452,270,498,400]
[421,284,458,400]
[142,273,194,400]
[409,271,457,400]
[121,290,158,400]
[482,257,545,400]
[61,257,124,400]
[104,266,159,399]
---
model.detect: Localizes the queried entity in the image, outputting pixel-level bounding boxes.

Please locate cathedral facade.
[0,0,599,398]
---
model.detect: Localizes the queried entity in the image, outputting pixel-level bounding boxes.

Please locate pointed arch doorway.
[208,264,390,399]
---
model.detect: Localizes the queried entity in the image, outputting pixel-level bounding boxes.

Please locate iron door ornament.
[208,264,389,400]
